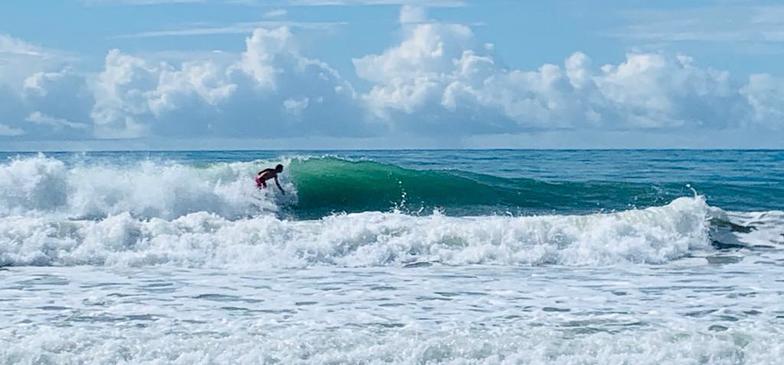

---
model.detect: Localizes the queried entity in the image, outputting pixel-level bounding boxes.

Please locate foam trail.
[0,197,713,268]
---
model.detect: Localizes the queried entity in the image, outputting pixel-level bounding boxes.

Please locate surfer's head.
[275,164,284,172]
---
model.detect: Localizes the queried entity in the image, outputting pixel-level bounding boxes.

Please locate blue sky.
[1,0,783,149]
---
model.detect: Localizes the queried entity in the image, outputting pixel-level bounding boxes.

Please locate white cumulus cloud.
[740,74,784,129]
[1,21,784,145]
[90,27,364,139]
[353,22,754,134]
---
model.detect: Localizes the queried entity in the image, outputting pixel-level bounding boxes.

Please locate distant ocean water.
[1,150,783,364]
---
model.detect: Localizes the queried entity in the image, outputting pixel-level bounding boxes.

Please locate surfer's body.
[256,164,285,194]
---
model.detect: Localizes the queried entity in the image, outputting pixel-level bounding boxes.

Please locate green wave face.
[287,157,679,218]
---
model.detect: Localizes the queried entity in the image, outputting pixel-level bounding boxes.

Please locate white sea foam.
[0,155,289,219]
[3,265,784,365]
[4,321,783,365]
[3,153,782,364]
[725,210,784,246]
[2,155,780,268]
[0,196,715,267]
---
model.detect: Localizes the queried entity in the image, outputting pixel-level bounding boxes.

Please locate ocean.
[1,150,783,364]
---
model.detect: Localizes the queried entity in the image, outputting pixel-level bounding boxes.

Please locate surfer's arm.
[275,176,285,195]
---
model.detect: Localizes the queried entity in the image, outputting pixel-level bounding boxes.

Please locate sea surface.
[1,150,783,364]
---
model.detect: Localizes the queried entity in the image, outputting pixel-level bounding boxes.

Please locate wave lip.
[0,197,712,268]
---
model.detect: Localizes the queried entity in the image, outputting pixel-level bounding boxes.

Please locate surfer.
[255,164,285,194]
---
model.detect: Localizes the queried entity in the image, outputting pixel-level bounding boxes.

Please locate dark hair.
[275,164,284,172]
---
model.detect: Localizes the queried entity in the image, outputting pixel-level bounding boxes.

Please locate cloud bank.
[1,12,783,145]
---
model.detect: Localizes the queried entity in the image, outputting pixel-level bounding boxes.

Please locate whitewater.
[1,150,783,364]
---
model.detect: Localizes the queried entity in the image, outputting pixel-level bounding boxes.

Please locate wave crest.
[0,155,284,219]
[1,155,686,220]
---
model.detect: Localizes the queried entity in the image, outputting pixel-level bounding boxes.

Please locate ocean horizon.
[5,0,784,362]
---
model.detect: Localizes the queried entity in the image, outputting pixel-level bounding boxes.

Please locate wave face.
[0,155,679,220]
[1,154,781,268]
[288,157,677,217]
[0,197,713,268]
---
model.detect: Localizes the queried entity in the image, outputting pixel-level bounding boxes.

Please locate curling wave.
[288,157,679,217]
[0,155,687,220]
[2,155,780,268]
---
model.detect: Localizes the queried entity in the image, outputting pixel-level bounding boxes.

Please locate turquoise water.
[1,150,783,364]
[4,149,782,214]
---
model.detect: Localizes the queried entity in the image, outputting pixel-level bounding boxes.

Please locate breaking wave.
[1,155,779,268]
[0,155,286,220]
[0,197,719,268]
[0,154,680,220]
